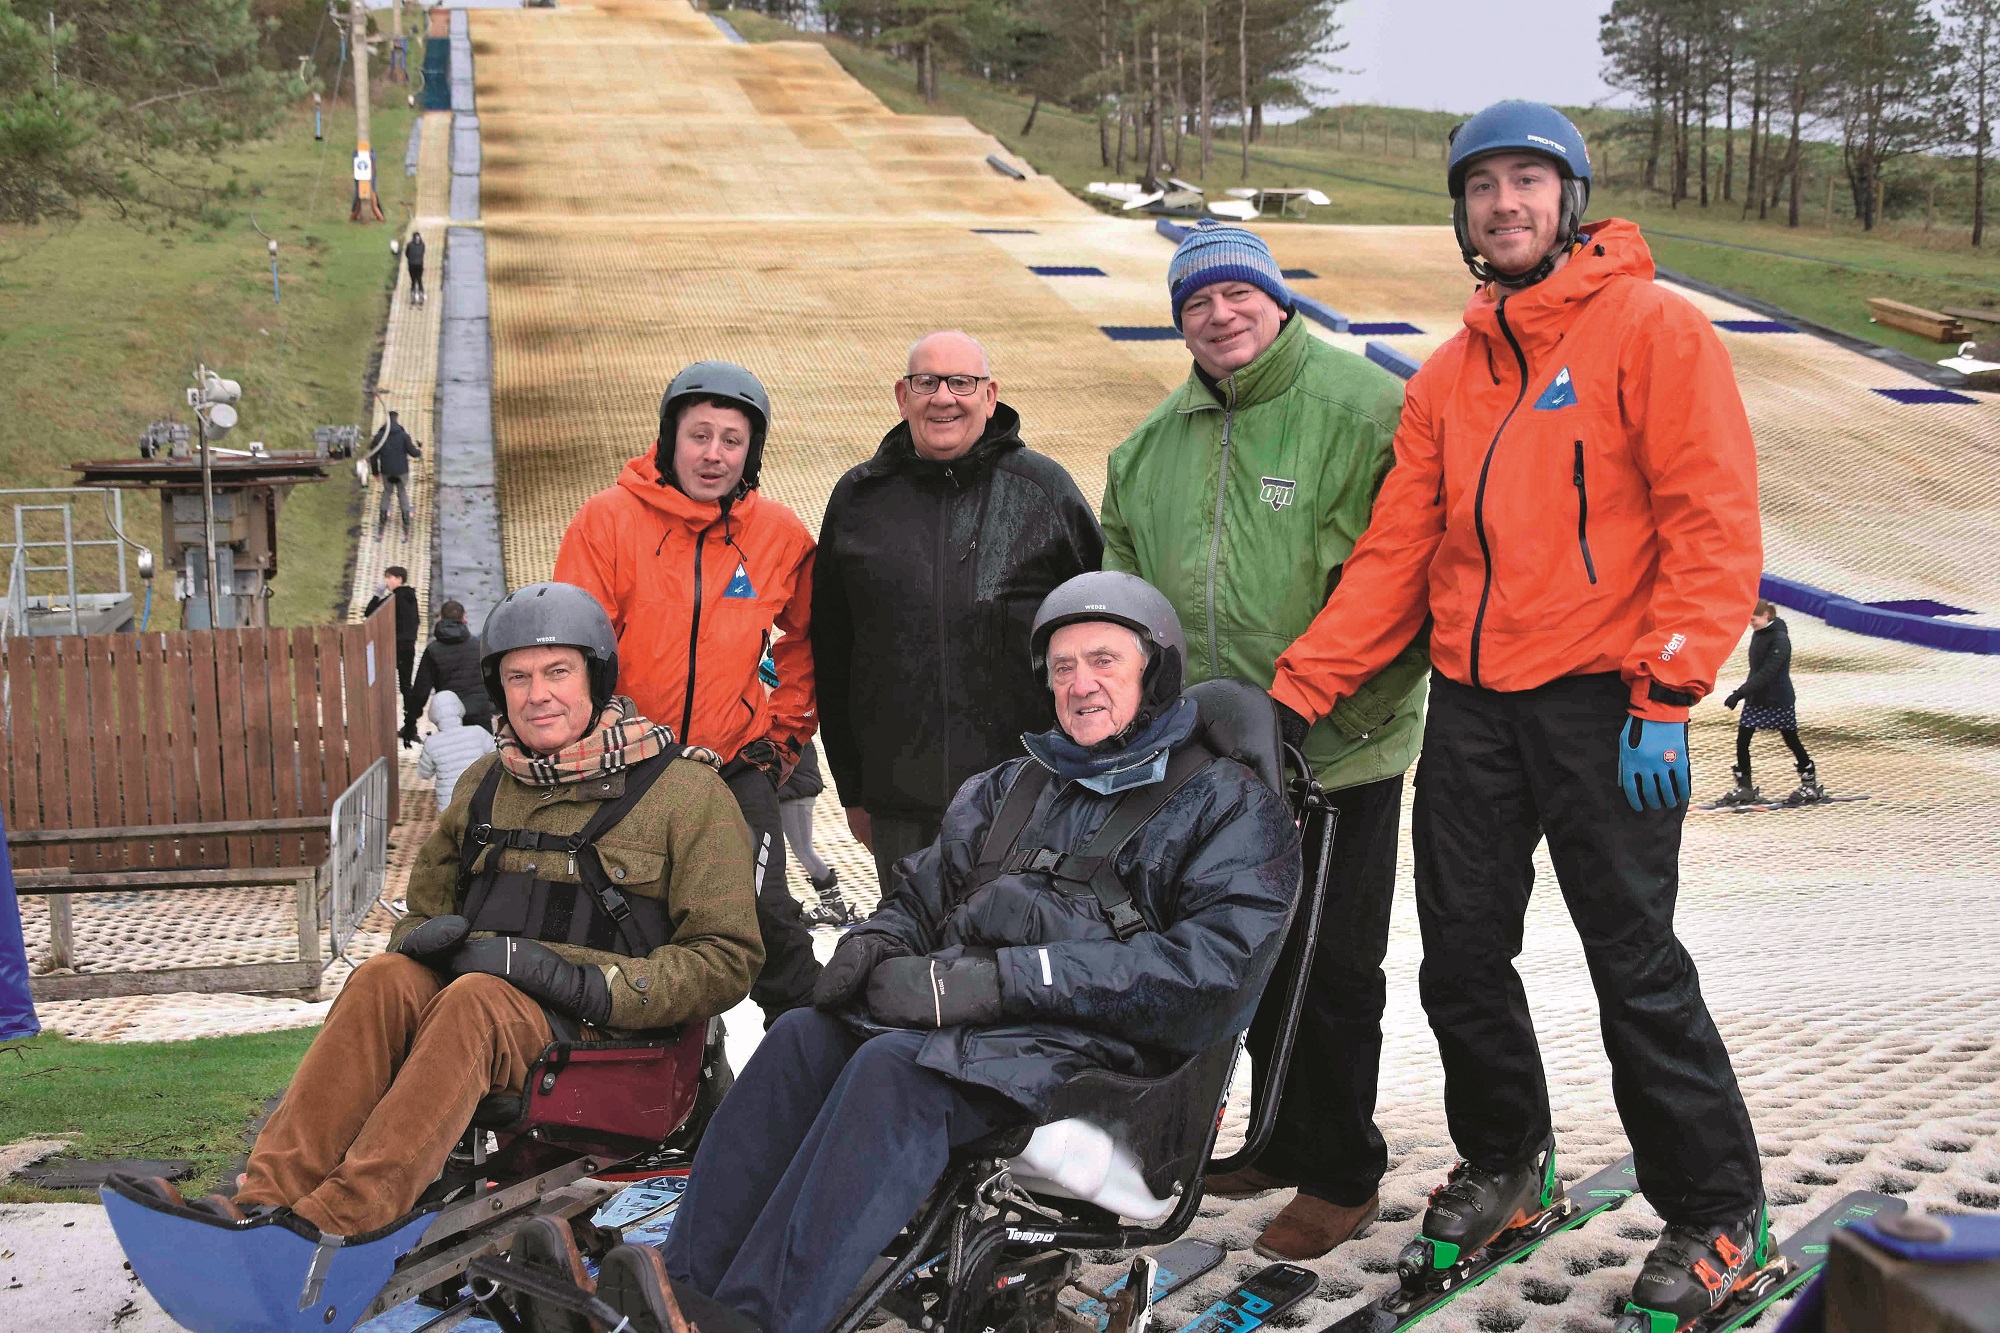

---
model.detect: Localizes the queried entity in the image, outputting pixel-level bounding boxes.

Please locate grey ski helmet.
[480,582,620,724]
[1446,101,1593,287]
[657,360,771,497]
[1030,571,1187,718]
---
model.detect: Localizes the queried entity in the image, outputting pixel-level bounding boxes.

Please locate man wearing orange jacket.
[555,362,821,1026]
[1268,103,1766,1333]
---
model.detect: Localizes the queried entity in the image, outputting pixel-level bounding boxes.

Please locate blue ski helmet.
[1446,101,1592,286]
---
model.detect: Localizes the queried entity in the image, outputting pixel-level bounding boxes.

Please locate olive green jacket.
[391,752,764,1031]
[1102,315,1430,791]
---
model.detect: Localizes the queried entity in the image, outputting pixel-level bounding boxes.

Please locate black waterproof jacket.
[837,728,1300,1120]
[365,583,421,649]
[369,421,422,479]
[813,405,1103,821]
[1736,617,1796,710]
[407,618,492,727]
[406,235,426,271]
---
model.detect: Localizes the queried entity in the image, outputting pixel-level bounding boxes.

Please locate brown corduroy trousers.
[238,952,552,1235]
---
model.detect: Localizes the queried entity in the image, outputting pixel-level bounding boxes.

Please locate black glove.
[1273,697,1312,752]
[1723,692,1742,710]
[445,936,613,1028]
[811,932,908,1012]
[866,954,1002,1030]
[734,736,801,789]
[396,914,470,960]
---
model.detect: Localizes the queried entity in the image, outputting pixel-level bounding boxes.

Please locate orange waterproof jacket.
[1272,220,1760,724]
[554,455,816,759]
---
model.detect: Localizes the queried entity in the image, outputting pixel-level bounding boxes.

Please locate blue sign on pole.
[0,807,41,1040]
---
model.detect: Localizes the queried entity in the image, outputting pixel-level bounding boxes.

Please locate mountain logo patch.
[724,563,756,599]
[1534,366,1578,411]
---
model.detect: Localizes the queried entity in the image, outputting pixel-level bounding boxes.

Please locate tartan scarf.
[495,696,678,787]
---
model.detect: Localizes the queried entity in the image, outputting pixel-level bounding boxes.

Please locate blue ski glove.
[1619,715,1691,812]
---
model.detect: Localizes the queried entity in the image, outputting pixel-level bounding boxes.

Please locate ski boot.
[1615,1203,1770,1332]
[1712,767,1761,807]
[1394,1142,1564,1299]
[801,869,860,928]
[1784,764,1826,807]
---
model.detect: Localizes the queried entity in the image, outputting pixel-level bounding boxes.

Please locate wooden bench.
[1867,297,1969,343]
[10,818,332,1002]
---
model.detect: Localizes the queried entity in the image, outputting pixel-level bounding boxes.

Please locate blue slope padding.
[1280,268,1318,279]
[1874,387,1979,405]
[0,806,38,1040]
[1714,319,1798,333]
[971,228,1038,234]
[1102,326,1183,341]
[1347,321,1424,336]
[1291,294,1349,332]
[708,15,746,42]
[1868,598,1976,617]
[1031,265,1107,277]
[1760,574,2000,654]
[104,1188,435,1333]
[1155,219,1193,243]
[1365,340,1423,381]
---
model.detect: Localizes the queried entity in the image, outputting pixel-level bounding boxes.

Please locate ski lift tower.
[69,367,334,630]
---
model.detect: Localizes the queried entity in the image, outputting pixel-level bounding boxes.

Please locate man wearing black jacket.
[812,331,1102,893]
[367,411,422,539]
[364,566,421,719]
[404,599,493,741]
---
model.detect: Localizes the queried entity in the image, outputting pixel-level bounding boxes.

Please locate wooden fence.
[1,608,401,872]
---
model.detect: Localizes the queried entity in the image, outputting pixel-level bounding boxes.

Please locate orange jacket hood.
[553,453,817,758]
[1273,218,1761,724]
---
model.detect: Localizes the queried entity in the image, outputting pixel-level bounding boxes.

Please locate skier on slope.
[1266,102,1769,1333]
[1716,599,1824,807]
[554,362,823,1028]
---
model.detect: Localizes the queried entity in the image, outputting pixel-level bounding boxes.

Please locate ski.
[1693,794,1869,815]
[1320,1153,1639,1332]
[1171,1261,1316,1332]
[1633,1190,1906,1333]
[1069,1238,1227,1330]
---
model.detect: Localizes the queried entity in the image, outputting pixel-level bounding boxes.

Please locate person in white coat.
[417,690,496,811]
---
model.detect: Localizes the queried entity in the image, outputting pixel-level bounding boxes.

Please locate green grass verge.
[0,93,422,629]
[0,1027,316,1204]
[727,12,2000,362]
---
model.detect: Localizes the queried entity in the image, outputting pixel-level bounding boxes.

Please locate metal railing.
[0,488,142,637]
[329,757,393,961]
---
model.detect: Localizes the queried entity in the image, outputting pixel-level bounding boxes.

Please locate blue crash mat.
[104,1184,437,1333]
[357,1175,687,1332]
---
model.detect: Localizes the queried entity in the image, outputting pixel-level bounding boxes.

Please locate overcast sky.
[1308,0,1624,114]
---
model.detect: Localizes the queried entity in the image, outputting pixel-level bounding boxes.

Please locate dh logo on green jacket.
[1259,476,1297,511]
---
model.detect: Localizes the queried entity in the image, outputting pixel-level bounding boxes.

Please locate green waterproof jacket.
[1102,315,1430,791]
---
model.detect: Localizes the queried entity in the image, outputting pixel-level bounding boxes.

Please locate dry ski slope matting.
[469,6,1998,1328]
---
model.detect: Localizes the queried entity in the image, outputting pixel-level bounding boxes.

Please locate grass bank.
[0,1028,316,1204]
[728,12,2000,361]
[0,94,421,629]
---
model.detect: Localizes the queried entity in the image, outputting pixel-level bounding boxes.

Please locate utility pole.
[1238,0,1249,182]
[350,0,384,221]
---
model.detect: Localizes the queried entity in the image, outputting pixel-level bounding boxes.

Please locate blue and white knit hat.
[1167,220,1293,329]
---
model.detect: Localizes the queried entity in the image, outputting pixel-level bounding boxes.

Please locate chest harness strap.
[971,741,1217,940]
[455,750,682,957]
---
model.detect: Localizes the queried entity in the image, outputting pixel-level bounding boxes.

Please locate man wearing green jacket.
[1101,220,1429,1261]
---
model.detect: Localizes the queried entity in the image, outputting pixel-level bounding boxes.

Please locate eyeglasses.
[901,373,990,397]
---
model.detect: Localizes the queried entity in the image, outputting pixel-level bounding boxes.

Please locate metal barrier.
[329,757,393,961]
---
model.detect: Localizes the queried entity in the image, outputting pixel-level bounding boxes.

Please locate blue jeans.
[662,1008,1022,1333]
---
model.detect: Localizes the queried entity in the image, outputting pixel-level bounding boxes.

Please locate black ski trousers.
[723,763,822,1028]
[1244,772,1402,1206]
[1415,671,1761,1226]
